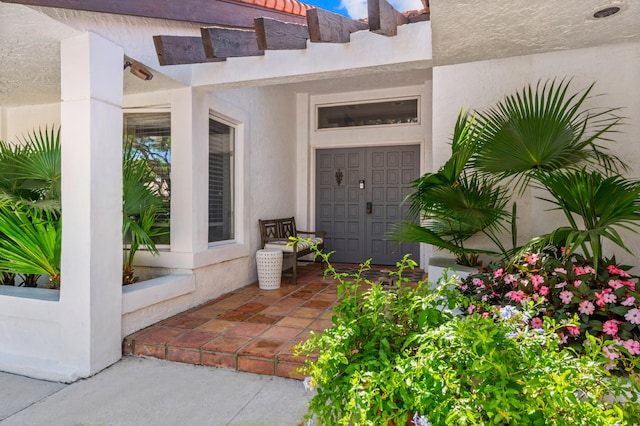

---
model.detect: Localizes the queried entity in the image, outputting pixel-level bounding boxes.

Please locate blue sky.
[305,0,423,19]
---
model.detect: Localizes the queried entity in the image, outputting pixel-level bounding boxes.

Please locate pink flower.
[624,308,640,325]
[493,268,504,278]
[531,274,544,288]
[553,267,567,275]
[622,280,636,291]
[607,264,631,277]
[555,281,567,289]
[525,253,539,265]
[574,266,587,275]
[602,320,621,336]
[621,296,636,307]
[573,280,582,288]
[472,277,485,287]
[603,292,617,304]
[623,340,640,355]
[559,290,573,304]
[538,286,549,296]
[594,292,606,307]
[558,332,568,344]
[608,279,624,290]
[566,325,581,335]
[578,300,595,315]
[602,345,620,360]
[467,304,476,315]
[482,312,490,318]
[504,274,517,285]
[584,266,596,275]
[530,318,543,329]
[607,264,623,275]
[508,291,525,303]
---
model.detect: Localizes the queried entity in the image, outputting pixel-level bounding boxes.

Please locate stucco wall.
[432,41,640,267]
[122,84,299,336]
[1,103,60,142]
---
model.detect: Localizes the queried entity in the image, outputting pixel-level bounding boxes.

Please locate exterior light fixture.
[124,61,154,81]
[592,6,621,18]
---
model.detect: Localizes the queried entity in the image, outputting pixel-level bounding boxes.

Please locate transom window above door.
[317,98,419,129]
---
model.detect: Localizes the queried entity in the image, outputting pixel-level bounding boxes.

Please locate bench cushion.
[264,237,323,253]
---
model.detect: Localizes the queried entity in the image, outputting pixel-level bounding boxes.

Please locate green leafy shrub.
[296,251,640,425]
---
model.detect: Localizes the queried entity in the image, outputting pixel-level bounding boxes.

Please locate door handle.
[366,202,372,214]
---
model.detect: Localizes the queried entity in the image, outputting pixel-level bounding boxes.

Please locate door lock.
[366,202,372,214]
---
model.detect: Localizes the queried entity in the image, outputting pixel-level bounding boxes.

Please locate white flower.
[625,308,640,325]
[500,305,519,320]
[412,412,432,426]
[303,376,315,391]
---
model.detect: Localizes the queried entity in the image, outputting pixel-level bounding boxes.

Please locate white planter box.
[428,257,478,286]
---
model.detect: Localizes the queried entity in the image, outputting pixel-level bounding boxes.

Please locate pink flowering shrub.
[460,249,640,371]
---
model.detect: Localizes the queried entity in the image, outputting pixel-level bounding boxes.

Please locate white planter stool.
[256,248,283,290]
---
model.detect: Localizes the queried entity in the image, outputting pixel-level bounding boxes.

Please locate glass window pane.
[123,112,171,245]
[317,98,419,129]
[209,118,234,243]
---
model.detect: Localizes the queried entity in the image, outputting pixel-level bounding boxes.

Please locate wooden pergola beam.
[254,17,308,50]
[2,0,307,28]
[306,8,368,43]
[201,27,265,58]
[367,0,409,36]
[153,36,226,66]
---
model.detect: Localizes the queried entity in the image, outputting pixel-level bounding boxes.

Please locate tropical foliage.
[122,137,168,284]
[392,79,637,269]
[389,112,513,266]
[0,127,61,287]
[0,126,167,287]
[297,250,640,425]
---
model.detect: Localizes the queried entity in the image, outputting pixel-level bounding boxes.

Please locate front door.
[315,145,420,265]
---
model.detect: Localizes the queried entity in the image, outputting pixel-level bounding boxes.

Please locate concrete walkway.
[0,356,312,426]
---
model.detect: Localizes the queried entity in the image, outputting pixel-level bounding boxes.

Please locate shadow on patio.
[123,262,425,380]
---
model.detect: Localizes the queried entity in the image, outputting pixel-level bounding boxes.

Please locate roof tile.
[232,0,313,16]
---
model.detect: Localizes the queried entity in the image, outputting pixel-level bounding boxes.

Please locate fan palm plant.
[473,79,624,190]
[534,169,640,269]
[122,138,167,284]
[0,202,61,287]
[394,79,637,269]
[389,111,513,266]
[0,127,61,287]
[472,79,638,267]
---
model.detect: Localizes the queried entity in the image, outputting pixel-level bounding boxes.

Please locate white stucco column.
[171,87,208,254]
[60,32,123,378]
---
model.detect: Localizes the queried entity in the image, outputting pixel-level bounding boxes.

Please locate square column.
[60,32,124,378]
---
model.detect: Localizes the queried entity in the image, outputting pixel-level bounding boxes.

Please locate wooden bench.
[258,217,325,285]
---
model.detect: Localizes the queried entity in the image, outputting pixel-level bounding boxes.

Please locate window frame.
[207,112,238,248]
[123,107,172,251]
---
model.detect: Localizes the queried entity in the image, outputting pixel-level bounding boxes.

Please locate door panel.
[316,145,420,265]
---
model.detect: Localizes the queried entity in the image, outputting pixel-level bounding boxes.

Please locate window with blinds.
[208,117,234,243]
[123,112,171,245]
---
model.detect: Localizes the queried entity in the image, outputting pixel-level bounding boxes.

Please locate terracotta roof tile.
[232,0,314,16]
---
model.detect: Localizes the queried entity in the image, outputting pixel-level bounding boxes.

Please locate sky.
[306,0,424,19]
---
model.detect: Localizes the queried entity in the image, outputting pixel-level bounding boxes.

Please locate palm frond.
[474,79,624,191]
[0,203,61,287]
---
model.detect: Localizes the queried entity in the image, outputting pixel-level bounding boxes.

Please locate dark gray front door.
[316,145,420,265]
